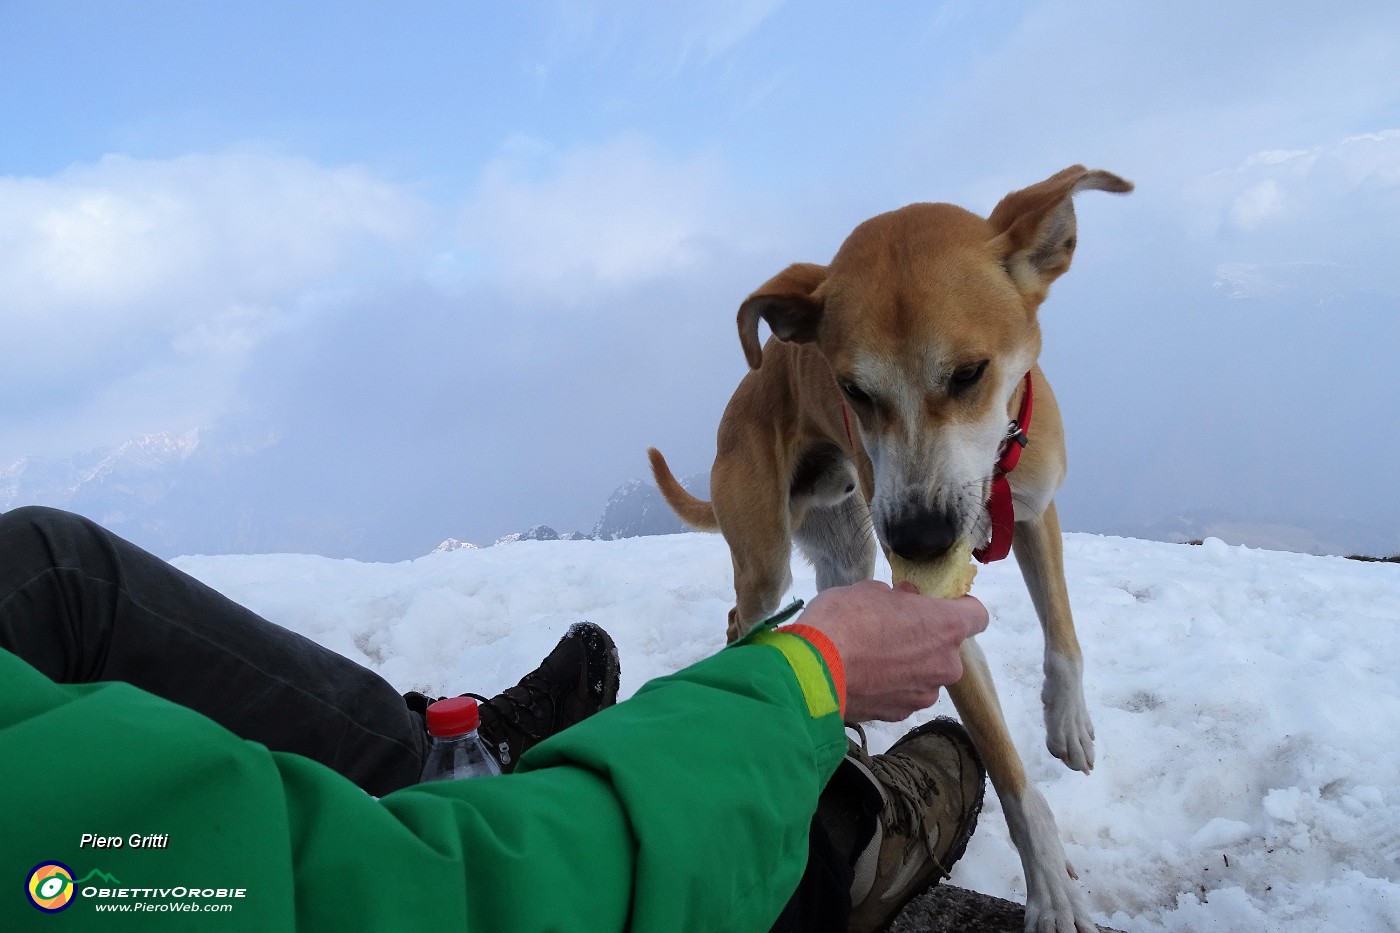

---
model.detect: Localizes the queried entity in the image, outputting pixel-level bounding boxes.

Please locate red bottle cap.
[426,697,481,737]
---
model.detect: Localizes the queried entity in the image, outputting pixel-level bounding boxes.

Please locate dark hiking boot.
[475,622,621,772]
[817,718,986,933]
[403,622,620,774]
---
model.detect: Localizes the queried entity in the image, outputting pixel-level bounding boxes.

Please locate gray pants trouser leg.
[0,506,425,796]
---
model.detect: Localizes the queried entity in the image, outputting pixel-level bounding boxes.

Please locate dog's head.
[736,166,1132,562]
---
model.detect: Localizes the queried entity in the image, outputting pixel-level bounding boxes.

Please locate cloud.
[1193,131,1400,229]
[882,0,1400,207]
[0,134,800,553]
[1228,179,1286,231]
[1,152,423,314]
[1187,130,1400,297]
[534,0,785,78]
[457,134,782,302]
[1211,261,1343,300]
[674,0,786,65]
[0,152,429,458]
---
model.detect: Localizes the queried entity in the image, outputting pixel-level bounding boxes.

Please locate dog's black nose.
[886,507,960,563]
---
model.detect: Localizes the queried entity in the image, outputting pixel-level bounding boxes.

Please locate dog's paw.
[1024,891,1099,933]
[1044,696,1095,774]
[1042,652,1095,773]
[1024,891,1097,932]
[1009,788,1097,932]
[1023,857,1096,932]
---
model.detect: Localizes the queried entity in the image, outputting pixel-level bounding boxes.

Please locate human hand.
[795,580,988,722]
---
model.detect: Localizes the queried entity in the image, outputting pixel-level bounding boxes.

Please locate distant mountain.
[492,524,590,546]
[4,430,715,560]
[1,427,284,557]
[591,472,710,540]
[1116,510,1399,559]
[433,537,479,553]
[1,430,203,521]
[473,472,712,552]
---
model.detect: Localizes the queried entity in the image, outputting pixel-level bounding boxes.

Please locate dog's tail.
[647,447,720,531]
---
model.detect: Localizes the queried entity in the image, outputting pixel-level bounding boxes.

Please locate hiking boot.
[477,621,624,773]
[403,622,620,774]
[817,718,986,933]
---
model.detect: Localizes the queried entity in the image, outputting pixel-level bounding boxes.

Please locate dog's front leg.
[1012,501,1095,774]
[1004,785,1097,933]
[948,639,1096,933]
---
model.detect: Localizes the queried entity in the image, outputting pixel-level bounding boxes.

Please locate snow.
[172,532,1400,932]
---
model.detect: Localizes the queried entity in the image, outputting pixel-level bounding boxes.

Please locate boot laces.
[849,724,948,869]
[467,673,556,742]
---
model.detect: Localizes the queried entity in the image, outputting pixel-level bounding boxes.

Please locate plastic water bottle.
[419,697,502,782]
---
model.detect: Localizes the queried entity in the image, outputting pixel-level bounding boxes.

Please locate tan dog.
[648,166,1132,932]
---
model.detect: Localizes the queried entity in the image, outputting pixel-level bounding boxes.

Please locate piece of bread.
[889,538,978,597]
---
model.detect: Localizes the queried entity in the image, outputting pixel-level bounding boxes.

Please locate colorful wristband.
[776,623,847,719]
[747,627,842,720]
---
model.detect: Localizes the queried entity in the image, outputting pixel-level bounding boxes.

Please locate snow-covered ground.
[174,532,1400,932]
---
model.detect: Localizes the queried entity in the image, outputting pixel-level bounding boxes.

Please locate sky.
[2,0,1398,559]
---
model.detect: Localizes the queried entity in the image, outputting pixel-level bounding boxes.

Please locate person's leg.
[0,506,425,796]
[767,818,855,933]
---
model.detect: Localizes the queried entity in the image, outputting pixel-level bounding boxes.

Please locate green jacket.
[2,624,846,931]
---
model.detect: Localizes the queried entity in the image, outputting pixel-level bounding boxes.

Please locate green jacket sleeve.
[2,632,846,932]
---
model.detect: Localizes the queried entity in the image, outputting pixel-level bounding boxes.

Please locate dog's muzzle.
[884,505,961,563]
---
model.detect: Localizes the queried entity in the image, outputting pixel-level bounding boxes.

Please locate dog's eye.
[950,361,988,392]
[840,381,872,407]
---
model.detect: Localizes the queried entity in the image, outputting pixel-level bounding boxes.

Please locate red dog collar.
[974,372,1033,564]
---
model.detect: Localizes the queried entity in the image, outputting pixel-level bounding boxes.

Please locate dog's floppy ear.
[988,166,1132,302]
[736,262,827,370]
